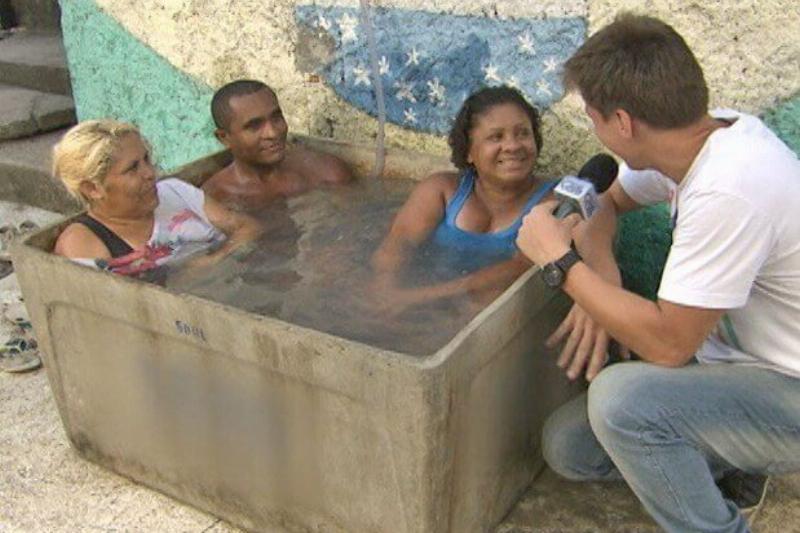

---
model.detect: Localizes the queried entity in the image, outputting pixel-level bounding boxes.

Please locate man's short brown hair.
[211,80,276,130]
[563,13,708,129]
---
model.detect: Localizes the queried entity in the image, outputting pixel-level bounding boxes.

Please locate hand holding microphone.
[517,153,618,269]
[553,153,618,219]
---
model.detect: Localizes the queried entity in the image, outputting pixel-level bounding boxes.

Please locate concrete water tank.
[12,135,580,532]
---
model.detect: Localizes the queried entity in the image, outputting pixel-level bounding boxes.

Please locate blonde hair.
[52,119,142,206]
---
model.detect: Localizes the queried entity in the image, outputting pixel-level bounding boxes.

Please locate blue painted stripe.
[295,5,586,134]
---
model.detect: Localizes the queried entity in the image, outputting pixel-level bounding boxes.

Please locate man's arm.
[549,181,640,380]
[199,195,263,263]
[382,253,532,311]
[371,174,451,281]
[517,197,724,367]
[563,264,724,365]
[572,185,624,284]
[605,178,646,215]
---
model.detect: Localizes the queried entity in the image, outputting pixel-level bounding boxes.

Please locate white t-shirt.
[148,178,225,263]
[618,109,800,378]
[74,178,225,275]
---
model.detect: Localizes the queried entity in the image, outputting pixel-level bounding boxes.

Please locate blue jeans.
[542,361,800,533]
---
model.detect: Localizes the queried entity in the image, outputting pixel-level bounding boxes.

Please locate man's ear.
[214,128,230,147]
[79,181,104,202]
[613,109,634,139]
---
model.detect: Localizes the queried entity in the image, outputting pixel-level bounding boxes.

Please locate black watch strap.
[541,243,582,289]
[555,245,582,275]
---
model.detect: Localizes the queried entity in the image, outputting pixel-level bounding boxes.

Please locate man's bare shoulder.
[285,145,353,186]
[201,164,237,193]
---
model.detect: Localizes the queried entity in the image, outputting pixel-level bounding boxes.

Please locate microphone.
[553,154,618,219]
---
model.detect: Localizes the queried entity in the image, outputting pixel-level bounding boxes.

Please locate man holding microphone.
[517,13,800,533]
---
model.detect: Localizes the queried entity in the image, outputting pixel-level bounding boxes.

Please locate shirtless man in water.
[203,80,352,210]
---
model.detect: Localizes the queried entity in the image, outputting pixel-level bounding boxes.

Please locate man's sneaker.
[718,470,770,526]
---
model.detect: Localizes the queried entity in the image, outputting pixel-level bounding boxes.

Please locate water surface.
[167,179,515,356]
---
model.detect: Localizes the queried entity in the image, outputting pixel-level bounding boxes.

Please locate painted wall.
[59,0,800,173]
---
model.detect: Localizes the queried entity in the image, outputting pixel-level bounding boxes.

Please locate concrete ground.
[0,364,236,532]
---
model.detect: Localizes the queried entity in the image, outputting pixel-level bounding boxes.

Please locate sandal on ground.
[0,289,41,373]
[0,221,39,262]
[0,339,42,374]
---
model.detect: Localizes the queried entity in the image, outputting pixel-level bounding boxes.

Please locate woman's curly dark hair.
[448,86,543,170]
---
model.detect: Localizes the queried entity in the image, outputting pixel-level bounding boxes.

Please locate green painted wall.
[60,0,218,172]
[764,93,800,155]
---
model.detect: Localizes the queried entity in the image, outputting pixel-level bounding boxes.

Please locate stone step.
[0,30,71,95]
[0,84,75,140]
[10,0,61,32]
[0,128,80,214]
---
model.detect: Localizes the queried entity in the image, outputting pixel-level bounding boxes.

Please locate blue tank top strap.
[443,168,476,225]
[509,179,557,231]
[522,179,557,213]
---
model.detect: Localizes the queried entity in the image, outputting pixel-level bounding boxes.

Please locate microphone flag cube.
[554,176,600,219]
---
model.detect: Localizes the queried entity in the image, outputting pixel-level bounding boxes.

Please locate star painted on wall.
[338,13,358,43]
[405,47,421,67]
[506,76,521,90]
[518,32,536,55]
[379,56,391,75]
[293,4,586,135]
[353,65,371,86]
[317,14,331,31]
[427,78,446,105]
[483,64,502,84]
[536,79,552,96]
[394,80,417,103]
[543,57,560,73]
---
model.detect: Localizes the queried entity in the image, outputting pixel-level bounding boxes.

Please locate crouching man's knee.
[587,362,671,450]
[542,394,618,481]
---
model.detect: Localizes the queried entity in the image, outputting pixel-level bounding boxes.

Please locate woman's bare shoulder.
[53,222,111,259]
[417,170,461,195]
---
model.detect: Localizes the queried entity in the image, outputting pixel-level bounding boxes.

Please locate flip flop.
[0,225,17,262]
[0,221,39,261]
[0,291,41,373]
[0,338,42,373]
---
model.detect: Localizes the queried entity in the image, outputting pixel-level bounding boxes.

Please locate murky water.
[166,179,517,356]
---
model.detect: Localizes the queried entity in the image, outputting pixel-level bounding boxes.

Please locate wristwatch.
[541,245,582,289]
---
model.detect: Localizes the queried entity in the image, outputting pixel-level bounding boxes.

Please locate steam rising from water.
[166,179,512,356]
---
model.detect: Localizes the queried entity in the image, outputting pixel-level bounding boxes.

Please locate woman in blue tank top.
[371,86,557,313]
